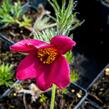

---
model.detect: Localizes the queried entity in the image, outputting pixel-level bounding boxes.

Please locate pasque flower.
[10,36,76,91]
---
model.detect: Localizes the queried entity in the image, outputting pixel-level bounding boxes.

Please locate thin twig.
[0,33,15,44]
[23,94,28,109]
[41,23,57,30]
[70,20,85,31]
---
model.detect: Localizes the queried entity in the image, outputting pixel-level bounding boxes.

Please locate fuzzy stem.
[50,84,56,109]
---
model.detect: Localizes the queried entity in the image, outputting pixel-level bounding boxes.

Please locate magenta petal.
[10,39,47,53]
[36,55,70,91]
[36,72,52,91]
[16,54,40,80]
[36,64,52,91]
[50,35,76,54]
[50,55,70,88]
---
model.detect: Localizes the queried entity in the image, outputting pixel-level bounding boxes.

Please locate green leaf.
[39,94,48,103]
[18,15,32,27]
[61,88,67,94]
[70,70,78,82]
[64,51,73,64]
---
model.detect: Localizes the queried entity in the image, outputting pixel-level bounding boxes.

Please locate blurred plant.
[33,16,56,32]
[33,4,56,32]
[64,51,73,64]
[70,70,78,82]
[14,83,23,91]
[0,63,14,87]
[39,94,48,103]
[16,15,32,28]
[0,0,32,28]
[60,88,67,94]
[33,28,57,42]
[48,0,84,35]
[33,0,83,44]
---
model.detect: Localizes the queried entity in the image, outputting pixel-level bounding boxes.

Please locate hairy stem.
[50,84,56,109]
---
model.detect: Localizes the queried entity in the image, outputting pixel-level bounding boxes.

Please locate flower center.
[37,47,58,64]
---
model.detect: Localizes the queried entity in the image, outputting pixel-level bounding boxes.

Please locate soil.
[0,51,25,68]
[88,66,109,109]
[0,25,33,42]
[0,86,8,96]
[0,81,86,109]
[79,99,99,109]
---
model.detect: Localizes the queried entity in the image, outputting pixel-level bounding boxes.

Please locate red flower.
[10,35,76,91]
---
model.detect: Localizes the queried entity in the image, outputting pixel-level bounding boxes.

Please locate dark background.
[74,0,109,69]
[73,0,109,88]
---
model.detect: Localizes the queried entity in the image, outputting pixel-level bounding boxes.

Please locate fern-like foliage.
[33,0,82,42]
[33,28,57,42]
[0,0,32,28]
[0,63,14,87]
[48,0,81,35]
[33,16,51,32]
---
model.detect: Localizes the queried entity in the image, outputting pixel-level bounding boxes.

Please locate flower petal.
[10,39,47,53]
[50,35,76,54]
[36,64,52,91]
[16,54,40,80]
[50,55,70,88]
[36,72,52,91]
[36,55,70,91]
[16,54,52,90]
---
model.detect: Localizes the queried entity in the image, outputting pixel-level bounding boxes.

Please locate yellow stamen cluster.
[37,47,58,64]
